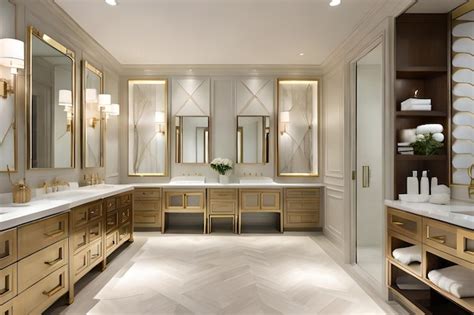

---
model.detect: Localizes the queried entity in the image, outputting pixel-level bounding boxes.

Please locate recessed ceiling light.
[188,69,193,72]
[329,0,341,6]
[105,0,118,6]
[299,53,305,56]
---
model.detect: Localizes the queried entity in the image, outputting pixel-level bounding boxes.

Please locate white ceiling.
[55,0,386,65]
[406,0,467,13]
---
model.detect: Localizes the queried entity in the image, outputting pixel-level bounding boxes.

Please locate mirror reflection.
[28,27,75,169]
[175,116,209,164]
[277,79,319,176]
[82,61,103,168]
[237,116,270,164]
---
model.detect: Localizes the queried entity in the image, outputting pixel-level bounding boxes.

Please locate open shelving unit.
[394,13,451,198]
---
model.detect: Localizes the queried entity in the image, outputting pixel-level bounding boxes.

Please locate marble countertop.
[385,199,474,230]
[0,184,134,231]
[133,182,324,188]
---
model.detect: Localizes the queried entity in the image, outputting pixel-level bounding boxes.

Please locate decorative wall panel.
[236,79,273,116]
[171,78,210,116]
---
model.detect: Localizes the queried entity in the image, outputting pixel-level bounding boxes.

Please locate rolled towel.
[392,245,422,265]
[416,124,444,134]
[428,265,474,298]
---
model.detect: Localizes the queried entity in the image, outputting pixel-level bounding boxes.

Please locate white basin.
[239,177,273,184]
[171,176,206,184]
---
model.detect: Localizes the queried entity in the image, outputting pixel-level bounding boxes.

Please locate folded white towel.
[416,124,444,134]
[401,104,432,111]
[428,265,474,298]
[392,245,421,265]
[401,98,432,106]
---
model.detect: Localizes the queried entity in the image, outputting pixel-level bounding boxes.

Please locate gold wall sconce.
[280,111,290,135]
[0,38,24,99]
[89,117,100,129]
[98,93,111,110]
[58,89,73,132]
[104,103,120,119]
[155,111,166,134]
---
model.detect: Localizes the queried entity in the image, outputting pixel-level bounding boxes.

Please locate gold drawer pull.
[42,283,63,297]
[464,250,474,255]
[91,253,100,259]
[107,221,116,226]
[44,229,64,238]
[0,275,10,295]
[0,240,10,260]
[44,257,62,266]
[428,235,446,244]
[392,221,404,226]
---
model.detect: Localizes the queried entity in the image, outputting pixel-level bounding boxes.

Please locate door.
[355,43,384,284]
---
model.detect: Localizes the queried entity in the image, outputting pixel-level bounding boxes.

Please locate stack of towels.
[397,142,414,155]
[392,245,422,265]
[401,98,432,111]
[428,265,474,298]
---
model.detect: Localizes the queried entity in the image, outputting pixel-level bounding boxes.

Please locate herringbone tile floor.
[52,233,388,315]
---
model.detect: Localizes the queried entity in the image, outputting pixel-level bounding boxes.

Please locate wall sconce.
[89,117,100,129]
[104,103,120,119]
[0,38,24,99]
[280,111,290,135]
[58,89,73,132]
[98,94,111,110]
[86,88,98,104]
[155,111,166,134]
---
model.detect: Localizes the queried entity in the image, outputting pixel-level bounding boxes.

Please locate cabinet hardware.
[0,241,10,259]
[44,229,63,238]
[44,257,62,266]
[392,221,404,226]
[42,282,63,297]
[0,275,9,295]
[464,250,474,255]
[362,166,370,188]
[428,235,446,244]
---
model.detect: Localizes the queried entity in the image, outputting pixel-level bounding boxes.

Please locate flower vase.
[219,174,230,184]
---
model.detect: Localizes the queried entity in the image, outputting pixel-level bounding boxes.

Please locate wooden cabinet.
[134,188,161,230]
[0,229,17,270]
[239,189,283,233]
[162,189,206,233]
[105,192,134,257]
[207,189,238,233]
[284,188,320,230]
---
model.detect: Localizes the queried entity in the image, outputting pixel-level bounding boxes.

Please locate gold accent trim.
[26,26,76,170]
[276,78,320,177]
[452,0,474,19]
[236,115,269,165]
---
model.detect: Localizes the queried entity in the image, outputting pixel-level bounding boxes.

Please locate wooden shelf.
[397,66,447,79]
[395,155,447,161]
[396,111,447,117]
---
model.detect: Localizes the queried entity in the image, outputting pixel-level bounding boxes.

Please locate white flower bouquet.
[411,124,444,155]
[210,158,233,175]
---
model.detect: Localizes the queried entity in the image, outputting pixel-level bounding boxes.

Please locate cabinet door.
[261,191,281,211]
[185,192,205,210]
[165,192,185,209]
[240,191,260,211]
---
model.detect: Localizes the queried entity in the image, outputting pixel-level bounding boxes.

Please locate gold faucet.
[468,164,474,199]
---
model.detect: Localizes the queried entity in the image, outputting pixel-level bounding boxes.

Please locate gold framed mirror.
[236,115,270,164]
[277,79,319,177]
[175,116,210,164]
[27,26,75,169]
[128,79,168,176]
[81,60,104,169]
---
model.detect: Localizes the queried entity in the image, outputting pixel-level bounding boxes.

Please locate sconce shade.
[105,104,120,116]
[98,94,111,108]
[58,89,72,106]
[155,111,165,123]
[0,38,24,70]
[280,111,290,123]
[86,88,98,103]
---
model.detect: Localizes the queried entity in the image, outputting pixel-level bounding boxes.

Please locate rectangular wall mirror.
[128,79,168,176]
[82,60,104,169]
[236,115,270,164]
[27,26,75,169]
[277,79,319,176]
[175,116,209,164]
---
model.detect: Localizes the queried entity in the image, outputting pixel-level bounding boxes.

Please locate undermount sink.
[44,190,94,200]
[239,177,273,184]
[170,176,206,184]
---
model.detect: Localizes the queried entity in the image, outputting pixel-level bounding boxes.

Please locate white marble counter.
[133,182,324,189]
[0,184,134,231]
[385,199,474,230]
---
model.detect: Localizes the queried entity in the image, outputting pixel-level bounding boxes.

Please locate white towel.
[428,265,474,298]
[392,245,421,265]
[401,104,432,111]
[401,98,432,106]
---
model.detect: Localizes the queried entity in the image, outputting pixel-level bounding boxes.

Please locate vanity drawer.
[71,201,102,227]
[208,200,237,215]
[286,200,319,212]
[118,193,132,208]
[134,211,161,228]
[285,188,320,200]
[18,213,69,259]
[134,188,161,200]
[16,265,68,315]
[134,200,160,211]
[72,250,88,278]
[423,218,458,257]
[0,229,17,270]
[88,202,103,222]
[387,208,422,241]
[0,298,15,315]
[457,228,474,263]
[88,220,103,243]
[119,207,131,225]
[209,189,237,200]
[71,227,88,253]
[18,239,68,293]
[106,231,118,255]
[89,239,103,267]
[106,211,119,233]
[104,197,117,213]
[284,212,320,228]
[0,264,17,305]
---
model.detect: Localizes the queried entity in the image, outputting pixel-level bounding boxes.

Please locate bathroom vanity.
[385,200,474,314]
[0,185,134,313]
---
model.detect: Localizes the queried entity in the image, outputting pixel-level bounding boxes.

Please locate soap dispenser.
[420,171,429,195]
[407,171,419,195]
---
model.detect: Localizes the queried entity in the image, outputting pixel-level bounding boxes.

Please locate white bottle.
[407,171,419,195]
[431,177,438,194]
[420,171,429,195]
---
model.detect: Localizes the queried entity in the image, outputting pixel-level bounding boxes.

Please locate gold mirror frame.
[236,115,270,165]
[128,79,169,177]
[81,60,104,169]
[26,26,76,170]
[276,79,319,177]
[175,116,210,164]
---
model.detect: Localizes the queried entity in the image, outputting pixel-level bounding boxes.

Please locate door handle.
[362,166,370,188]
